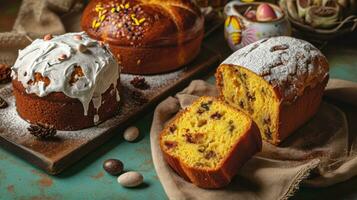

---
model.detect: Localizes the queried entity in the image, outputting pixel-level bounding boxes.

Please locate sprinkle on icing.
[92,1,147,29]
[91,1,151,46]
[86,0,203,49]
[11,32,120,121]
[222,36,329,102]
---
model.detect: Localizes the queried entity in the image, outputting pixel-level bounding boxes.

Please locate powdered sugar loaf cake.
[216,36,329,145]
[11,32,121,130]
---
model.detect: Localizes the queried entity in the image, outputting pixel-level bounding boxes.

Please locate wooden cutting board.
[0,45,221,175]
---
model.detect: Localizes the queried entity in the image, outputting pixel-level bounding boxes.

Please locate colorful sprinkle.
[95,22,101,28]
[100,15,106,22]
[92,1,148,43]
[92,20,97,28]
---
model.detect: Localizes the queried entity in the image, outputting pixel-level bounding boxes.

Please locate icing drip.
[12,32,120,118]
[222,36,329,102]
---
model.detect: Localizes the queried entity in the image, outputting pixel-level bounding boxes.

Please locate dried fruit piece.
[169,125,177,133]
[184,133,204,144]
[69,66,84,85]
[28,123,57,139]
[239,100,245,109]
[197,145,206,153]
[204,150,216,159]
[228,120,235,132]
[27,72,51,87]
[200,101,212,111]
[164,141,178,149]
[197,109,204,115]
[270,44,289,52]
[210,112,222,120]
[197,119,207,127]
[247,92,256,102]
[263,116,271,125]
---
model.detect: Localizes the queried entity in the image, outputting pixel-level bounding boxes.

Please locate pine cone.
[27,123,57,139]
[0,96,7,109]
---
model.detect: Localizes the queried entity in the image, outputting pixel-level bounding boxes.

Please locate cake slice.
[159,96,261,188]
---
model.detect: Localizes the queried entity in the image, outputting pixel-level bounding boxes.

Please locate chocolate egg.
[103,159,124,176]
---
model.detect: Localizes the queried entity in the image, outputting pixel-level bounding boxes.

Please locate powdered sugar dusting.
[0,85,104,141]
[222,36,329,102]
[0,69,185,142]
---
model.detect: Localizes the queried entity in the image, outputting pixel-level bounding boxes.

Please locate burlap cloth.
[0,0,83,66]
[150,79,357,200]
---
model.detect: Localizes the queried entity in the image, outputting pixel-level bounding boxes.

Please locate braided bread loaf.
[81,0,204,74]
[216,36,329,145]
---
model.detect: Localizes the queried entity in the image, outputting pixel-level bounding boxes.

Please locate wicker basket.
[279,0,357,40]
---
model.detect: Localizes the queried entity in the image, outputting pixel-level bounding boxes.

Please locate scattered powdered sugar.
[0,68,185,143]
[222,36,329,102]
[0,84,104,141]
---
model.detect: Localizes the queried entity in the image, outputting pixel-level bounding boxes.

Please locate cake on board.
[11,32,121,131]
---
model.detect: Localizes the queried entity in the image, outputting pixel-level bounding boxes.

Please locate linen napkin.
[150,79,357,200]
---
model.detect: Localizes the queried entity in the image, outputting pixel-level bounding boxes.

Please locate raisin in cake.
[11,32,121,131]
[216,36,329,145]
[160,96,261,188]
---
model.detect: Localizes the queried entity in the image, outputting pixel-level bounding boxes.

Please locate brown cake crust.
[108,34,203,74]
[159,100,262,189]
[276,76,328,144]
[12,79,121,131]
[81,0,204,74]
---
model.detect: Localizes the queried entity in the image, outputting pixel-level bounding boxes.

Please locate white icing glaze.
[12,32,120,118]
[222,36,329,102]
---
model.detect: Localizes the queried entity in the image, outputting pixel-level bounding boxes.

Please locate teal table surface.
[1,22,357,200]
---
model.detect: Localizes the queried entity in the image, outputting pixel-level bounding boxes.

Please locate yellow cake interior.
[161,97,251,169]
[217,65,280,143]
